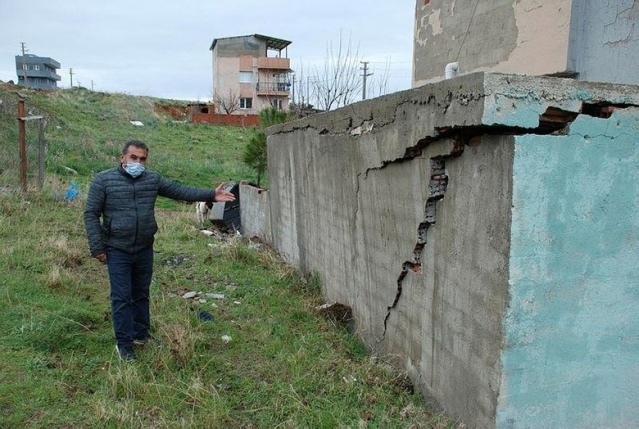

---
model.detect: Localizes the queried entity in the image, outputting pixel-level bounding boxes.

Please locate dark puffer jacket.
[84,165,214,256]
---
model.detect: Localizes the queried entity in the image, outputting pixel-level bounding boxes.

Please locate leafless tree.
[213,89,240,114]
[289,61,318,117]
[310,31,363,111]
[370,59,392,99]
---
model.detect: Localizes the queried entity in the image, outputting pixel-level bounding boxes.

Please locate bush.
[242,108,287,187]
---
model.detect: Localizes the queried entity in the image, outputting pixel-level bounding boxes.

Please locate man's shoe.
[115,344,137,361]
[133,335,160,347]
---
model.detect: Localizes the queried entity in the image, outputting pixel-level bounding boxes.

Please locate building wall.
[190,112,259,127]
[567,0,639,85]
[242,73,639,427]
[211,55,244,111]
[413,0,572,86]
[413,0,639,86]
[213,35,266,58]
[240,184,271,242]
[498,109,639,428]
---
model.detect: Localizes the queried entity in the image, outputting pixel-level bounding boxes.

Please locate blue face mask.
[124,161,145,178]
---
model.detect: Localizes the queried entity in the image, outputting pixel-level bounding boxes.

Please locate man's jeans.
[106,246,153,347]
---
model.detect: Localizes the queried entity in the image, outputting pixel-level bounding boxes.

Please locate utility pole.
[69,68,74,87]
[17,97,27,192]
[360,61,373,100]
[291,74,296,105]
[20,42,29,87]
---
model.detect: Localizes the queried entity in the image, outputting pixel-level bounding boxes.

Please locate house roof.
[210,34,292,52]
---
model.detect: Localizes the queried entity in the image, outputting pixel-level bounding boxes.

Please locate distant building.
[412,0,639,86]
[15,54,61,89]
[210,34,292,115]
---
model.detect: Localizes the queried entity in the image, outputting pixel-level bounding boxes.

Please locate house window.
[239,72,253,83]
[272,99,283,110]
[240,98,253,109]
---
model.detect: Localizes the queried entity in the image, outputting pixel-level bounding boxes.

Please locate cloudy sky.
[1,0,416,101]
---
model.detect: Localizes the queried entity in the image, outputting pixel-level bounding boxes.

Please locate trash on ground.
[198,311,214,322]
[205,293,225,300]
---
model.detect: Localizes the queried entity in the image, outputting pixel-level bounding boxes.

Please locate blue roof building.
[15,54,61,89]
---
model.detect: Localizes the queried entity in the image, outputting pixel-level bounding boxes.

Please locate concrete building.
[412,0,639,86]
[210,34,292,115]
[15,54,61,89]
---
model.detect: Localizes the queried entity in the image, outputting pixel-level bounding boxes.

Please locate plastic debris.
[64,181,80,202]
[205,293,225,300]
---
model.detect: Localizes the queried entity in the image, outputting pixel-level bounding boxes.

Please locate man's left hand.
[214,183,236,202]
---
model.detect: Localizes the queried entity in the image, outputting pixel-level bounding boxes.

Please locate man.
[84,140,235,361]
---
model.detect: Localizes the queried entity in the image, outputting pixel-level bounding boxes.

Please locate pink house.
[210,34,292,115]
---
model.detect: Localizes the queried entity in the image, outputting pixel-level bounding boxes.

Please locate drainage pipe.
[445,62,459,79]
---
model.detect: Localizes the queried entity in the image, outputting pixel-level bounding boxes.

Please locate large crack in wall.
[375,101,632,342]
[380,141,464,341]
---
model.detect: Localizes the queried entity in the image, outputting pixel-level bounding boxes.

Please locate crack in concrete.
[375,102,624,342]
[380,147,462,342]
[273,100,634,344]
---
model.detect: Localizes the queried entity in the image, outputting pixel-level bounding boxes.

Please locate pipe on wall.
[445,62,460,79]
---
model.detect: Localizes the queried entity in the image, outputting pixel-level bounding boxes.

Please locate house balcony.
[256,81,291,96]
[256,57,290,71]
[19,69,62,81]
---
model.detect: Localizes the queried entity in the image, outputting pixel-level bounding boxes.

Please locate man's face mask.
[124,161,145,177]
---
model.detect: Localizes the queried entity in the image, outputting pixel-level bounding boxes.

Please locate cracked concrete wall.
[241,73,639,428]
[239,184,271,243]
[413,0,639,86]
[567,0,639,85]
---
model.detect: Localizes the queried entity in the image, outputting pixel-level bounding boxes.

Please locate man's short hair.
[121,140,149,155]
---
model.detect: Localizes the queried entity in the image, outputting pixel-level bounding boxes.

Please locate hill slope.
[0,84,254,201]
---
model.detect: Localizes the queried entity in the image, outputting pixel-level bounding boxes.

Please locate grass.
[0,84,457,427]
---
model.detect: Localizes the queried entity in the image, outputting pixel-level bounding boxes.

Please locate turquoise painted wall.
[498,108,639,428]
